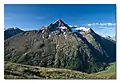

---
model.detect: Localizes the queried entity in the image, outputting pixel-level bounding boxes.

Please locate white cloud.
[87,24,92,26]
[107,23,116,26]
[87,22,116,26]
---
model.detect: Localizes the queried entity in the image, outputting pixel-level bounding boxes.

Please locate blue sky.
[4,4,116,37]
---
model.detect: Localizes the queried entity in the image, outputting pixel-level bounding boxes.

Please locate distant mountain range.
[4,27,23,40]
[4,19,116,73]
[102,35,116,41]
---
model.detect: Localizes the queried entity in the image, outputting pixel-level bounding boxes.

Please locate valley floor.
[4,61,116,79]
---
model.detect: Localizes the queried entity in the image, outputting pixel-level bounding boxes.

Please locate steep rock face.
[47,19,71,32]
[80,31,116,62]
[4,19,116,73]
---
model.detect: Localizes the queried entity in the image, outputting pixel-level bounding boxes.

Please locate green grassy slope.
[95,62,116,79]
[4,61,116,79]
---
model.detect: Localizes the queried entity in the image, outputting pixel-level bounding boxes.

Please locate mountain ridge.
[4,27,24,40]
[4,19,116,73]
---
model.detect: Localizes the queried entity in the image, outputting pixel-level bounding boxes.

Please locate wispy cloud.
[95,26,115,30]
[87,23,116,26]
[85,22,116,37]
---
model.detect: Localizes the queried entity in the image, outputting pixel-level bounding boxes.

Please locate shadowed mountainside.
[4,19,116,74]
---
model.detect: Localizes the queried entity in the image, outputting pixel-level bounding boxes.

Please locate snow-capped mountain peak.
[47,19,71,32]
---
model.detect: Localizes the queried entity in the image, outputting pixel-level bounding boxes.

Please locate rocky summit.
[4,19,116,73]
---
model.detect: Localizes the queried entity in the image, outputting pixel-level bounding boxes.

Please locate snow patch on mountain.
[6,27,19,30]
[57,26,67,30]
[70,26,92,33]
[74,27,90,32]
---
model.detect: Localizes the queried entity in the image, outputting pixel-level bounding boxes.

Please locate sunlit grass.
[4,61,116,79]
